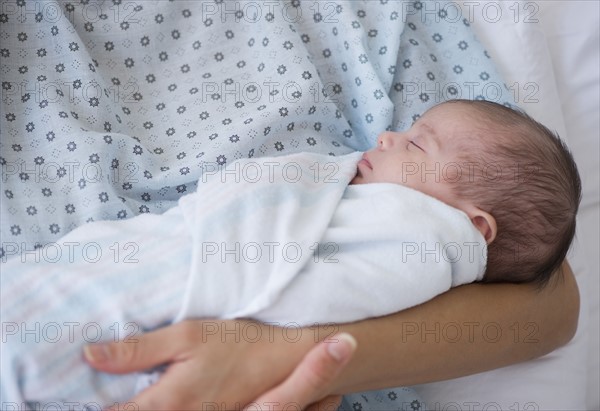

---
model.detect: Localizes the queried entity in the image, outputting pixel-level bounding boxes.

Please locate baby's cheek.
[443,163,462,182]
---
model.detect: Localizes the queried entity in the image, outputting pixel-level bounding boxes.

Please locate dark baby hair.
[441,99,581,288]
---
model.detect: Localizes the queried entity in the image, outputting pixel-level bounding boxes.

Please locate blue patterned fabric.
[340,388,426,411]
[1,0,512,255]
[1,0,512,406]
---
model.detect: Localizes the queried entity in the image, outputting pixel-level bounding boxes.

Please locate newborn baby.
[1,100,581,408]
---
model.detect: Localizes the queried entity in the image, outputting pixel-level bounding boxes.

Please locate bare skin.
[332,259,579,392]
[86,260,579,410]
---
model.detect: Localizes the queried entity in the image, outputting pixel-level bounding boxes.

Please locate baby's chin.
[350,171,368,185]
[350,171,371,185]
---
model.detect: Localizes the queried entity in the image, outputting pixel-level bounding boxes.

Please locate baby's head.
[353,99,581,287]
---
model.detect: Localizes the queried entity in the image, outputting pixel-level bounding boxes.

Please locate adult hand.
[246,332,356,411]
[84,320,356,410]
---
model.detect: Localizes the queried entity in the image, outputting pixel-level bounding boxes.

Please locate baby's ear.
[468,208,497,244]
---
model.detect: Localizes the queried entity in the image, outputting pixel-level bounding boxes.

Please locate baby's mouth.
[361,152,373,169]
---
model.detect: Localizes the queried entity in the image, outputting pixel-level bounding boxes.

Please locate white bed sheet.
[415,1,599,410]
[538,5,600,408]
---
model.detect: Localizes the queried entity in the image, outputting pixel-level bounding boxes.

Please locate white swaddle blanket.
[1,152,486,408]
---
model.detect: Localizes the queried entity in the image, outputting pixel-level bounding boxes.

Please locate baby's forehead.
[425,102,505,130]
[419,103,506,146]
[417,103,480,132]
[422,101,474,118]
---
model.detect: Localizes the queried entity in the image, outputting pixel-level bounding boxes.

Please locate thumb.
[305,395,344,411]
[84,323,189,374]
[247,333,356,410]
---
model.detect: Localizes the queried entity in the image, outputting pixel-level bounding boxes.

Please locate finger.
[104,401,146,411]
[305,395,343,411]
[102,367,191,411]
[118,363,202,411]
[84,321,197,374]
[247,333,356,410]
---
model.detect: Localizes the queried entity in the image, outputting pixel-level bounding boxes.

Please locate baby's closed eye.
[409,140,425,152]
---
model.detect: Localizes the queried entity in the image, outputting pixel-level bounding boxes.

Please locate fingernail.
[84,344,111,363]
[327,333,357,363]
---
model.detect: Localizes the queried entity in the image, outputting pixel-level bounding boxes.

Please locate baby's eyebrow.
[419,122,441,149]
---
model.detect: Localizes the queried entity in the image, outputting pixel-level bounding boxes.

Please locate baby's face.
[352,103,475,208]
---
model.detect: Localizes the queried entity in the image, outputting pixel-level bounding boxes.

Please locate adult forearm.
[86,261,578,409]
[327,260,579,393]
